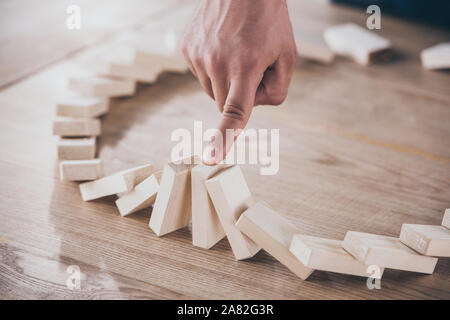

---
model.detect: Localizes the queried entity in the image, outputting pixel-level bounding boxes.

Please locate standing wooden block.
[53,117,101,137]
[79,164,155,201]
[57,137,96,160]
[191,164,229,249]
[205,166,260,260]
[56,97,109,118]
[400,224,450,257]
[69,76,136,98]
[149,156,199,236]
[101,63,160,83]
[133,51,189,73]
[60,159,104,182]
[236,202,313,279]
[421,43,450,70]
[443,209,450,229]
[115,170,162,217]
[290,235,383,278]
[324,23,391,65]
[295,35,335,64]
[343,231,438,274]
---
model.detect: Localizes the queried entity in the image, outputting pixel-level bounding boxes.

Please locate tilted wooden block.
[79,164,155,201]
[421,42,450,70]
[57,137,96,160]
[290,235,383,278]
[324,23,391,65]
[400,224,450,257]
[443,209,450,229]
[56,97,109,118]
[60,159,104,182]
[295,35,335,64]
[53,117,101,137]
[205,166,260,260]
[115,170,163,217]
[101,63,160,83]
[343,231,438,274]
[191,164,230,249]
[133,51,189,73]
[236,201,313,279]
[149,156,199,236]
[69,76,136,98]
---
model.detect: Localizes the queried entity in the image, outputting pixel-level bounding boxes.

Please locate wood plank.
[59,159,104,181]
[421,43,450,70]
[400,224,450,257]
[56,97,109,118]
[53,117,101,137]
[443,209,450,229]
[57,137,96,160]
[69,76,136,98]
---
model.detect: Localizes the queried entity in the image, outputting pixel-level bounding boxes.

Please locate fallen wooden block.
[236,201,313,279]
[400,224,450,257]
[57,137,96,160]
[205,166,260,260]
[421,42,450,70]
[60,159,104,182]
[149,156,199,236]
[115,170,163,217]
[343,231,438,274]
[79,164,155,201]
[101,63,160,83]
[53,117,101,137]
[69,76,136,98]
[56,97,109,118]
[443,209,450,229]
[191,164,229,249]
[133,51,189,73]
[290,235,383,278]
[324,23,391,65]
[295,34,335,64]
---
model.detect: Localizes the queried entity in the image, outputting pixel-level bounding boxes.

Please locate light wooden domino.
[53,117,101,137]
[205,166,260,260]
[295,34,335,64]
[236,201,313,279]
[400,224,450,257]
[149,156,199,236]
[115,170,163,217]
[133,51,189,73]
[421,42,450,70]
[290,235,383,278]
[79,164,155,201]
[101,63,160,83]
[69,76,136,98]
[56,97,109,118]
[60,159,104,182]
[324,23,391,65]
[57,137,96,160]
[443,209,450,229]
[343,231,438,274]
[191,164,229,249]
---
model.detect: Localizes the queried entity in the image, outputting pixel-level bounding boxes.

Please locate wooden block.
[295,35,335,64]
[290,235,383,278]
[324,23,391,65]
[59,159,104,182]
[57,137,96,160]
[115,170,162,217]
[101,63,160,83]
[343,231,438,274]
[443,209,450,229]
[205,166,260,260]
[400,224,450,257]
[236,202,313,279]
[421,42,450,70]
[53,117,101,137]
[56,97,109,118]
[149,156,199,236]
[191,164,229,249]
[133,51,189,73]
[69,76,136,98]
[79,164,155,201]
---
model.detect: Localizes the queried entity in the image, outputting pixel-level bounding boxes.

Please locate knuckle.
[204,51,222,72]
[222,104,247,124]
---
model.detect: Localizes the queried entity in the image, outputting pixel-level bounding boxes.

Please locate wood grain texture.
[0,0,449,299]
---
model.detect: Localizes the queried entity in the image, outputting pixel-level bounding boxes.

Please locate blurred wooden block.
[134,51,189,73]
[421,42,450,70]
[57,137,96,160]
[79,164,155,201]
[53,117,101,137]
[400,224,450,257]
[101,63,160,83]
[443,209,450,229]
[236,202,312,279]
[343,231,438,274]
[149,156,199,236]
[205,166,260,260]
[324,23,391,65]
[69,76,136,97]
[56,97,109,118]
[59,159,103,182]
[191,164,229,249]
[115,170,162,217]
[295,35,335,64]
[290,235,383,278]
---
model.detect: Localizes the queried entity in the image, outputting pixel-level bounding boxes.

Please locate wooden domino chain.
[56,97,109,118]
[421,42,450,70]
[57,137,96,160]
[60,159,104,182]
[400,224,450,257]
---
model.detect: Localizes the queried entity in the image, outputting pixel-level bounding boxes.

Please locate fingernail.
[202,145,216,165]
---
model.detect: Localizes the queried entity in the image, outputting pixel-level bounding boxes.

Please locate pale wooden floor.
[0,0,449,299]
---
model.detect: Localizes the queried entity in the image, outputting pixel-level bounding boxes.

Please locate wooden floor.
[0,0,449,299]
